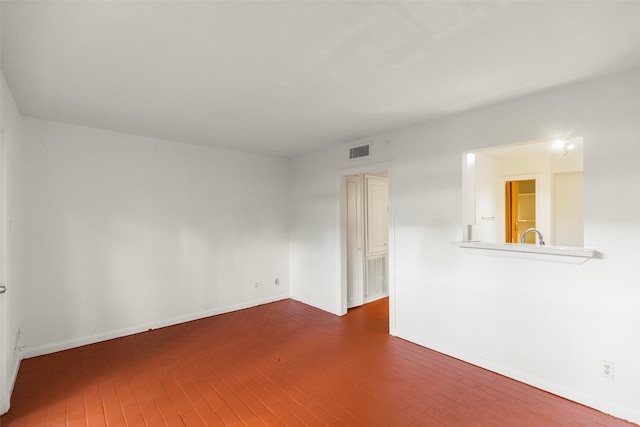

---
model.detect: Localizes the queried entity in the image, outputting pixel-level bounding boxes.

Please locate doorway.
[505,179,537,243]
[343,171,389,310]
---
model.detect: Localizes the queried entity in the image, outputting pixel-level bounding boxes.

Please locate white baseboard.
[21,294,289,360]
[289,293,341,316]
[364,292,389,305]
[8,354,20,403]
[394,328,640,426]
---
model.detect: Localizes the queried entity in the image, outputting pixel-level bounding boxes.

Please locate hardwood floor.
[1,298,636,426]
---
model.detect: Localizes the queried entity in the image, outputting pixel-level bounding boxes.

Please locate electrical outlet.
[255,282,259,288]
[275,278,279,286]
[601,360,614,379]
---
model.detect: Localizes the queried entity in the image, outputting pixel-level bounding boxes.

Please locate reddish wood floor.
[1,298,636,426]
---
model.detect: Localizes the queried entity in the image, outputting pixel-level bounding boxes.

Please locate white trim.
[20,294,288,359]
[396,328,640,425]
[289,294,340,317]
[0,127,8,415]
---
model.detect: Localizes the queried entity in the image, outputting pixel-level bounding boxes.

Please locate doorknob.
[0,286,6,294]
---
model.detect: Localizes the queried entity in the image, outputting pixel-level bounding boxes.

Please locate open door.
[364,175,388,303]
[346,175,364,308]
[505,181,519,243]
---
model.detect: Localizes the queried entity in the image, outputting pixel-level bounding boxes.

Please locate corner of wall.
[1,71,26,416]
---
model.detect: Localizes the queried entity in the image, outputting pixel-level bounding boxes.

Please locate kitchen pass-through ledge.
[453,241,596,264]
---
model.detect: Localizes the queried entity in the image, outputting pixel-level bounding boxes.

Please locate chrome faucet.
[521,228,545,245]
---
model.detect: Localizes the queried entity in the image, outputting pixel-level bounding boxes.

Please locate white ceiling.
[2,1,640,158]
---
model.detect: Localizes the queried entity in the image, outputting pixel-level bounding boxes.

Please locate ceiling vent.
[349,143,370,160]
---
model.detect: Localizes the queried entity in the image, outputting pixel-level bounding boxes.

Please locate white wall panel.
[21,118,290,356]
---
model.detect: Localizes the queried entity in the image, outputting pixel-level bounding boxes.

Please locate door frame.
[0,126,8,414]
[337,161,396,335]
[500,173,544,244]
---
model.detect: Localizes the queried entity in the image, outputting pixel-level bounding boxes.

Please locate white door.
[346,175,364,308]
[365,175,388,255]
[0,128,8,415]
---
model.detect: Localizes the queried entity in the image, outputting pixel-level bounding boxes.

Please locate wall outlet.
[255,282,259,288]
[601,360,614,379]
[275,278,279,286]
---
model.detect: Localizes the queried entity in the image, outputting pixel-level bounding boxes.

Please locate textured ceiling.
[2,1,640,157]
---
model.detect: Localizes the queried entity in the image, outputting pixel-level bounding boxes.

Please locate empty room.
[1,1,640,426]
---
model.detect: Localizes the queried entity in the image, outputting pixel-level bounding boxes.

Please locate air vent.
[365,255,387,298]
[349,144,370,160]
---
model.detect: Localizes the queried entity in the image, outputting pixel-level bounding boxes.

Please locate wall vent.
[349,144,370,160]
[365,255,387,298]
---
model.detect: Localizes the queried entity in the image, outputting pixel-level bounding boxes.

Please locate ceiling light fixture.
[553,138,575,156]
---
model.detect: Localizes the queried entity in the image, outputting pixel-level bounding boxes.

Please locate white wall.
[553,171,584,247]
[0,73,25,414]
[472,153,500,242]
[21,118,290,356]
[289,67,640,423]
